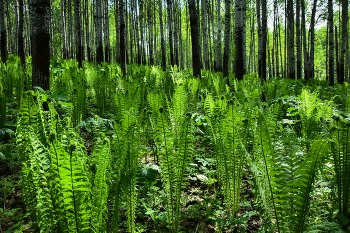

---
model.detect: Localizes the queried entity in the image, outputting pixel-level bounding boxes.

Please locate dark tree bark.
[296,0,301,79]
[261,0,267,80]
[235,0,244,81]
[167,0,174,66]
[30,0,50,90]
[301,0,308,80]
[0,0,8,63]
[96,0,103,64]
[328,0,334,86]
[223,0,230,78]
[120,0,127,75]
[308,0,317,79]
[104,0,110,63]
[74,0,83,68]
[18,0,26,71]
[287,0,294,79]
[256,0,262,80]
[339,0,348,84]
[85,0,90,61]
[336,26,339,83]
[158,0,166,70]
[61,0,68,59]
[188,0,201,78]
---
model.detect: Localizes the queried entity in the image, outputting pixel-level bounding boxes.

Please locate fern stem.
[259,119,280,232]
[297,140,326,232]
[70,147,80,233]
[160,112,175,231]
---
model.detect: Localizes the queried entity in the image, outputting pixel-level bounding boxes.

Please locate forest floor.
[0,130,265,233]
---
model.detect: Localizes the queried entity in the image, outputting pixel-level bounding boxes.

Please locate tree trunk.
[339,0,348,84]
[201,0,209,70]
[120,0,126,75]
[335,26,339,83]
[74,0,83,68]
[96,0,103,64]
[296,0,301,79]
[85,0,90,61]
[167,0,174,66]
[188,0,201,77]
[104,0,110,63]
[135,0,140,64]
[308,0,317,79]
[223,0,230,78]
[301,0,308,80]
[139,0,144,64]
[14,0,19,55]
[30,0,50,90]
[174,2,179,66]
[256,0,262,80]
[242,0,246,74]
[328,0,334,86]
[235,0,243,81]
[215,0,222,71]
[61,0,67,59]
[0,0,8,63]
[287,0,294,79]
[148,0,153,64]
[18,0,26,70]
[261,0,267,80]
[158,0,166,70]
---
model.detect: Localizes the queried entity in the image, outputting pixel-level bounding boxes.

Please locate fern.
[331,117,350,222]
[251,105,331,232]
[111,110,140,233]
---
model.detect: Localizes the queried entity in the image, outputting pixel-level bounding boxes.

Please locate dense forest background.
[1,0,350,232]
[0,0,348,83]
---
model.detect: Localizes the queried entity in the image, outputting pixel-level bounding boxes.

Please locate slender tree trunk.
[256,0,262,80]
[308,0,317,79]
[24,0,30,56]
[235,0,243,81]
[139,0,144,64]
[167,0,174,66]
[6,3,13,55]
[120,0,126,74]
[174,2,179,66]
[261,0,267,80]
[223,0,230,78]
[135,0,140,64]
[103,0,110,63]
[186,4,189,68]
[329,0,334,86]
[148,0,153,64]
[335,26,339,83]
[96,0,103,64]
[74,0,83,68]
[69,0,75,59]
[61,0,67,59]
[296,0,301,79]
[287,0,294,79]
[201,0,209,70]
[18,0,26,70]
[339,0,348,84]
[15,0,19,55]
[0,0,8,63]
[301,0,308,80]
[158,0,166,70]
[267,33,271,78]
[242,0,246,74]
[30,0,50,90]
[188,0,201,77]
[215,0,222,71]
[85,0,90,61]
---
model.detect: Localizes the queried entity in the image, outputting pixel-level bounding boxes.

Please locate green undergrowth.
[1,56,350,232]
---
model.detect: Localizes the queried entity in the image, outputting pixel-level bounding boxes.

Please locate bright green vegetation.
[1,56,350,232]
